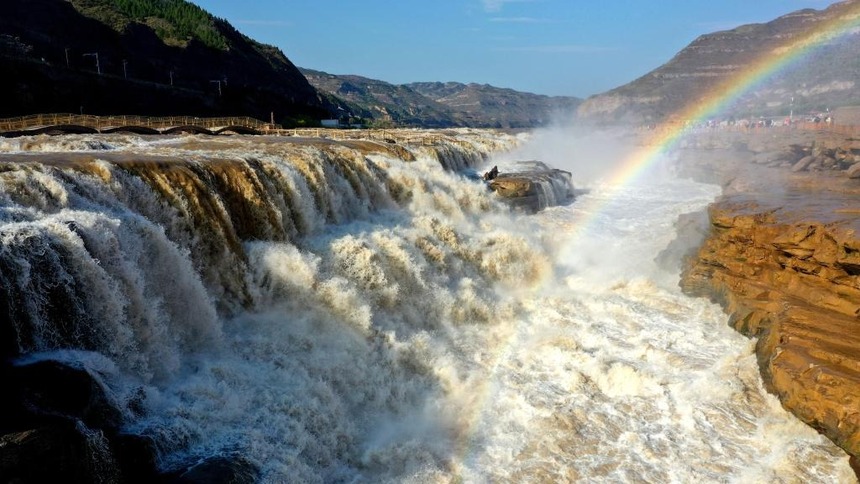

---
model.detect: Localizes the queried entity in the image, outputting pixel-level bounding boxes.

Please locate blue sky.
[189,0,835,98]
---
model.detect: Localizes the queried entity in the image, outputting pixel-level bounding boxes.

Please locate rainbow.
[454,2,860,477]
[608,1,860,188]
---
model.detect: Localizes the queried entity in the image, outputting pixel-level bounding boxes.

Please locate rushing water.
[0,130,854,482]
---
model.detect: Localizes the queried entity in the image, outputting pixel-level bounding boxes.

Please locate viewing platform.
[0,114,450,145]
[0,114,277,137]
[0,113,454,147]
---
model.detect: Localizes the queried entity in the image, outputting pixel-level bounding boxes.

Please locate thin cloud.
[489,17,552,24]
[495,45,618,53]
[481,0,538,13]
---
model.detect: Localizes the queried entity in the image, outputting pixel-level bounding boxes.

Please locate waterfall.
[1,130,851,482]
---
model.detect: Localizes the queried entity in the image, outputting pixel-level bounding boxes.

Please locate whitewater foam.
[0,131,854,482]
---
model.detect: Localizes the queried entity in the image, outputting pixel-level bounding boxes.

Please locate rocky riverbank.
[674,127,860,475]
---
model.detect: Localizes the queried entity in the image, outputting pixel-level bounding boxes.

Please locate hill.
[301,69,457,127]
[0,0,330,125]
[302,69,581,128]
[407,81,581,128]
[578,0,860,124]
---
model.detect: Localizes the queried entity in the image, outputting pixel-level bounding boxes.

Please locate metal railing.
[0,113,277,133]
[280,128,444,145]
[0,114,445,144]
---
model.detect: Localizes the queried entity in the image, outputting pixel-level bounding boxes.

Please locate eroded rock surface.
[676,128,860,463]
[487,161,574,212]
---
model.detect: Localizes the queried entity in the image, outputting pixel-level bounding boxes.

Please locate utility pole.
[83,52,100,75]
[210,80,222,96]
[790,96,794,124]
[64,47,70,68]
[122,59,128,79]
[169,70,174,86]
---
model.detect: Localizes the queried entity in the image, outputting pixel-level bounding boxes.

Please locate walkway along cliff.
[675,127,860,473]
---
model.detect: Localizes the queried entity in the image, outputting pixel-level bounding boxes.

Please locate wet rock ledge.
[675,129,860,469]
[486,160,574,212]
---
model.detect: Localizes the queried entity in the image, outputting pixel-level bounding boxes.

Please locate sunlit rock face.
[676,128,860,463]
[682,197,860,457]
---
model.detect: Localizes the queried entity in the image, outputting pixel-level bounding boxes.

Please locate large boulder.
[0,359,160,482]
[0,423,117,483]
[791,155,817,172]
[846,162,860,179]
[486,161,574,212]
[161,455,260,484]
[0,359,123,433]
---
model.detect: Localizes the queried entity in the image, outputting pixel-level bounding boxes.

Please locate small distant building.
[832,106,860,125]
[321,119,340,128]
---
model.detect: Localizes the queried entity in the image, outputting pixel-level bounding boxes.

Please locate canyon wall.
[676,128,860,468]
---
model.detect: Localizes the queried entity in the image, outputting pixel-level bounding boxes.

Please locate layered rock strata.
[676,129,860,467]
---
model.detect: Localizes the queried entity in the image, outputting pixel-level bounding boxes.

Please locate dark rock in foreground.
[0,358,161,483]
[162,455,260,484]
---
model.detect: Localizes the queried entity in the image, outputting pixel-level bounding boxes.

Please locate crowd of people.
[640,112,836,133]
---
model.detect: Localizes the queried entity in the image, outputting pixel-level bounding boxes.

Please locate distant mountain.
[578,0,860,124]
[301,69,457,127]
[408,81,581,128]
[0,0,330,124]
[302,69,581,128]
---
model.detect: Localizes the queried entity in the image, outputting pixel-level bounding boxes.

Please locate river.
[0,129,853,482]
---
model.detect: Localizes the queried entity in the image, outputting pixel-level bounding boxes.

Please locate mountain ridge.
[301,68,581,128]
[577,0,860,124]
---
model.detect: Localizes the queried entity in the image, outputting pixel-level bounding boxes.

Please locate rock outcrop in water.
[0,359,160,482]
[675,128,860,468]
[486,161,574,212]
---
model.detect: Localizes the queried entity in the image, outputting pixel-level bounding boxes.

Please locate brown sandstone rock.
[791,155,817,172]
[676,128,860,469]
[846,162,860,179]
[682,200,860,458]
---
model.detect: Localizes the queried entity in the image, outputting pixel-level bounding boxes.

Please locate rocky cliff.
[675,128,860,470]
[579,0,860,124]
[0,0,330,124]
[300,69,457,127]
